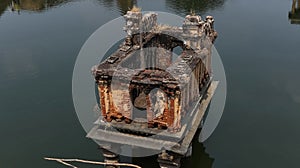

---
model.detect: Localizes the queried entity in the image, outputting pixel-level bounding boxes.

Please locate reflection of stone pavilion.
[289,0,300,24]
[98,0,137,15]
[166,0,225,15]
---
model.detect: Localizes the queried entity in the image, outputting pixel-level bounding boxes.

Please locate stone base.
[157,150,182,168]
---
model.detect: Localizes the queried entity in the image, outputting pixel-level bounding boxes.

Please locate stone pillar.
[104,83,109,115]
[174,92,181,130]
[99,84,107,117]
[108,86,115,114]
[157,150,182,168]
[146,94,154,122]
[163,95,169,124]
[100,145,120,168]
[168,96,175,127]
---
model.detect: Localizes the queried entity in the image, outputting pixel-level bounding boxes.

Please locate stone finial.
[185,14,202,23]
[123,6,142,36]
[205,16,214,29]
[130,5,141,12]
[182,14,202,35]
[206,15,214,20]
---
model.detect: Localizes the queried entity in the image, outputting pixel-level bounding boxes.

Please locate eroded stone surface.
[93,10,217,132]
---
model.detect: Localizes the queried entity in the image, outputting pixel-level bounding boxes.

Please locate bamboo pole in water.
[44,157,142,168]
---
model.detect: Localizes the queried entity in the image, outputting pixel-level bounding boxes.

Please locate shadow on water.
[289,0,300,24]
[165,0,225,15]
[0,0,70,17]
[97,0,137,15]
[127,129,214,168]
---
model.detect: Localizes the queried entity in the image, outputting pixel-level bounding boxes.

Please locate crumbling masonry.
[92,10,217,132]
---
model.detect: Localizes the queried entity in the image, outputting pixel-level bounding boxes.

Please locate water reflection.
[98,0,137,15]
[0,0,11,17]
[0,0,69,16]
[117,0,137,14]
[289,0,300,24]
[165,0,225,15]
[183,142,214,168]
[131,130,214,168]
[0,49,40,82]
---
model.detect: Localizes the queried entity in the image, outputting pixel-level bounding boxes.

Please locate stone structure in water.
[92,8,217,132]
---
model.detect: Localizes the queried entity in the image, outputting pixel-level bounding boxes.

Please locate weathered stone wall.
[124,11,142,36]
[94,11,217,132]
[124,11,157,36]
[141,12,157,32]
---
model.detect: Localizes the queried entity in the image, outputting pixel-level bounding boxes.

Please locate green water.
[1,0,300,167]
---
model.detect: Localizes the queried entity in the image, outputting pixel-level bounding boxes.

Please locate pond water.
[1,0,300,167]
